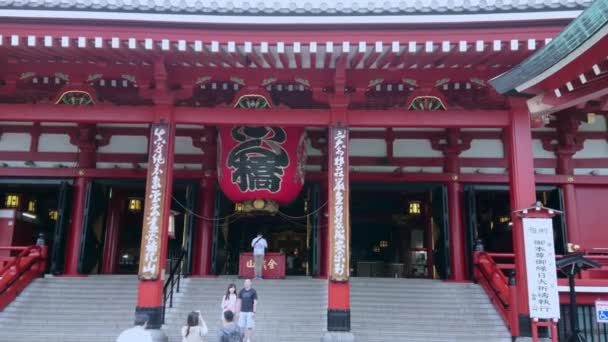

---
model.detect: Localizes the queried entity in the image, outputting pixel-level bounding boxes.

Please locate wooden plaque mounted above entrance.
[138,123,170,280]
[329,126,350,282]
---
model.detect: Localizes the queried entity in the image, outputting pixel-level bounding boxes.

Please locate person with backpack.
[250,232,268,279]
[218,310,243,342]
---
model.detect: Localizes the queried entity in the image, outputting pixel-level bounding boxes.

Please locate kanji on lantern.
[218,126,307,205]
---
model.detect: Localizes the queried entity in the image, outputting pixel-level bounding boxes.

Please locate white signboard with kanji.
[523,217,560,320]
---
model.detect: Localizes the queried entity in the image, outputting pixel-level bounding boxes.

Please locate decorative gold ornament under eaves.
[55,90,95,105]
[234,199,279,214]
[408,96,446,111]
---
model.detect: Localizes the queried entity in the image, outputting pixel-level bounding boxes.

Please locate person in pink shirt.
[221,283,238,321]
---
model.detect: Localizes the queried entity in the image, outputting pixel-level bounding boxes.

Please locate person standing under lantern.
[250,232,267,279]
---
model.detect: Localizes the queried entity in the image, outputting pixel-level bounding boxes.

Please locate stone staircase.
[0,275,513,342]
[350,277,512,342]
[164,276,327,342]
[0,275,138,342]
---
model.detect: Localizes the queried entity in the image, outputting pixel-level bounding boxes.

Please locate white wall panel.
[350,139,386,157]
[393,139,443,157]
[0,133,30,151]
[574,168,608,176]
[96,162,136,169]
[98,136,148,154]
[579,115,607,132]
[460,167,507,174]
[532,139,556,158]
[305,139,322,156]
[574,140,608,159]
[460,139,503,158]
[175,163,203,170]
[534,168,557,175]
[175,136,202,155]
[38,134,77,152]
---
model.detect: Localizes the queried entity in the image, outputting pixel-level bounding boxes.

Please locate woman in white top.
[181,311,208,342]
[221,283,238,320]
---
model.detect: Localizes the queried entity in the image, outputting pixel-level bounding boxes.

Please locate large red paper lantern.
[218,126,307,206]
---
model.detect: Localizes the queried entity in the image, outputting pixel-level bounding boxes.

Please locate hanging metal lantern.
[217,126,307,209]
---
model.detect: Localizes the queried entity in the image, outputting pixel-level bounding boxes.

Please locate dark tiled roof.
[0,0,594,15]
[490,0,608,94]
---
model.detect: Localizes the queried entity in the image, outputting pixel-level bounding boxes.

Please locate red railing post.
[508,271,520,337]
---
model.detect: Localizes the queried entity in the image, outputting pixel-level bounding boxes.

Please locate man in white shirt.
[251,232,268,279]
[116,313,153,342]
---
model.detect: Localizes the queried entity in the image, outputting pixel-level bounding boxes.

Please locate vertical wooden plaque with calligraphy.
[138,123,170,280]
[329,126,350,282]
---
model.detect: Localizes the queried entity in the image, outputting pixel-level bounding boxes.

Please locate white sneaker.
[246,339,251,342]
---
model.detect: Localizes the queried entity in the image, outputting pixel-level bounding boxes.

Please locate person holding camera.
[181,310,209,342]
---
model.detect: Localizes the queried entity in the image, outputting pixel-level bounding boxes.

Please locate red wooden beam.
[0,104,155,123]
[173,107,331,126]
[347,109,510,127]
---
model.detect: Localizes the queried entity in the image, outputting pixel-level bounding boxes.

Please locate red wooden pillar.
[324,125,353,338]
[439,129,468,282]
[63,125,97,276]
[101,190,126,274]
[63,176,88,276]
[193,176,216,276]
[135,119,175,330]
[507,103,536,327]
[562,183,580,244]
[447,181,466,281]
[554,116,583,247]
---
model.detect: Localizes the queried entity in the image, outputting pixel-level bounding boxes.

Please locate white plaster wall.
[460,167,507,174]
[579,115,607,132]
[98,136,148,154]
[96,162,137,169]
[573,140,608,159]
[393,139,443,157]
[175,163,203,170]
[350,139,386,157]
[534,168,557,175]
[532,139,557,158]
[350,165,394,173]
[38,134,77,152]
[304,165,322,172]
[174,136,202,155]
[460,139,503,158]
[402,166,443,173]
[0,133,30,151]
[574,168,608,176]
[305,139,322,157]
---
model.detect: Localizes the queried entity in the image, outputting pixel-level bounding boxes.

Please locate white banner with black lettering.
[523,217,560,320]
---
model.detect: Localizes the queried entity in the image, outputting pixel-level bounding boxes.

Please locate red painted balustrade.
[473,251,520,337]
[0,245,47,311]
[474,251,608,338]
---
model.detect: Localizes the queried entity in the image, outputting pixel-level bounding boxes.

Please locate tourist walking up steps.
[237,279,258,342]
[221,283,238,321]
[116,313,153,342]
[251,232,267,279]
[181,310,209,342]
[218,310,244,342]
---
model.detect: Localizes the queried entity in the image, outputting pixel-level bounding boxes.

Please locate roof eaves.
[489,0,608,95]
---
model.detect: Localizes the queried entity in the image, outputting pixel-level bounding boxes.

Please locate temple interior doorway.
[464,185,566,277]
[77,180,193,275]
[0,179,68,274]
[350,182,450,279]
[212,184,318,276]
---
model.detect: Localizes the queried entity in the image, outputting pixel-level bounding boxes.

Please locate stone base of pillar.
[147,329,169,342]
[321,332,355,342]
